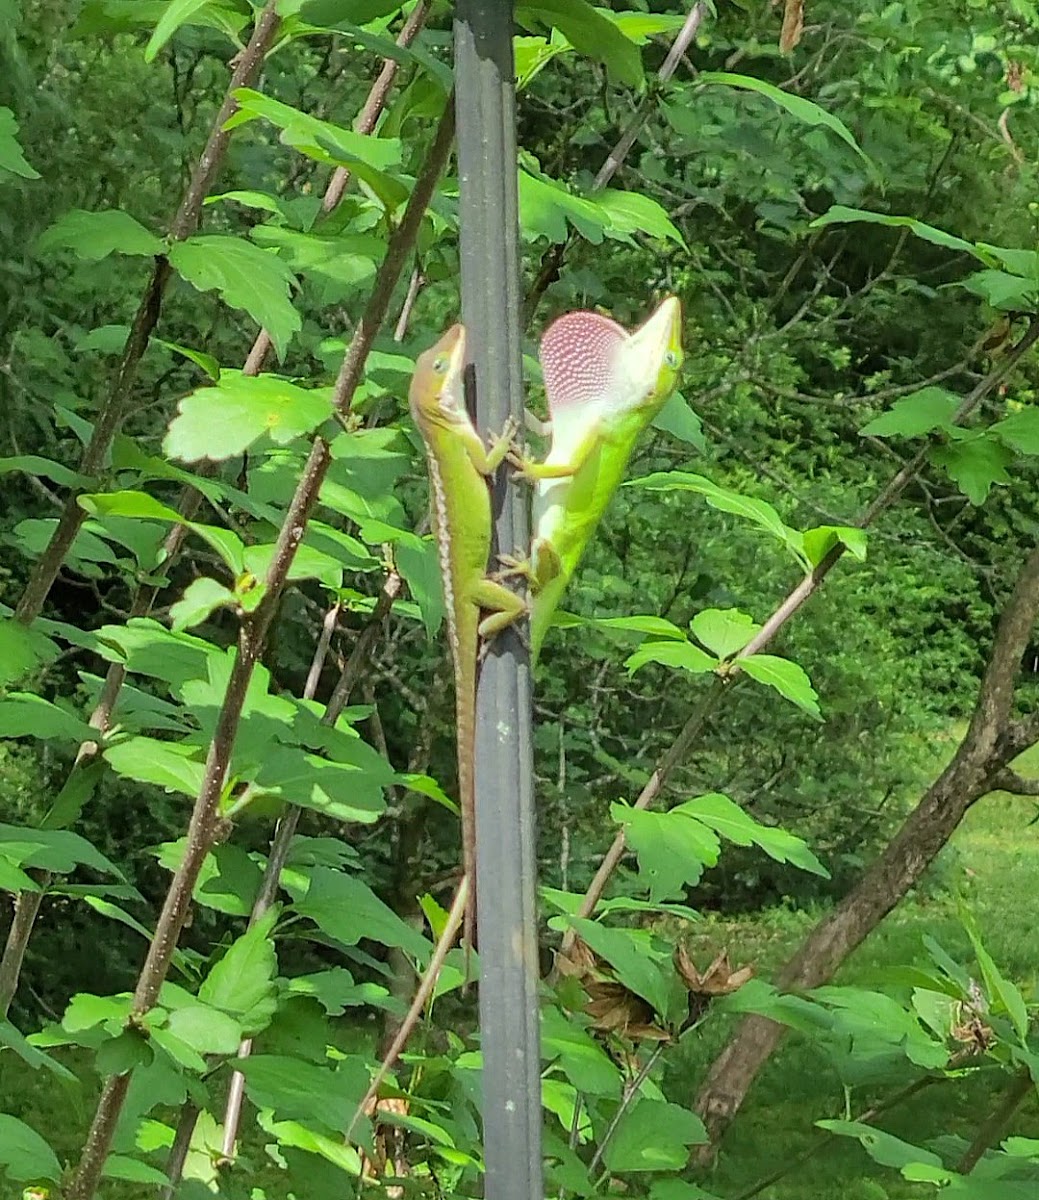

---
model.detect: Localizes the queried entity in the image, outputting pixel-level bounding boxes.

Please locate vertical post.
[453,5,542,1200]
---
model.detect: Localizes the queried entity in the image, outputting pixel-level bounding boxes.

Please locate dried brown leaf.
[780,0,805,54]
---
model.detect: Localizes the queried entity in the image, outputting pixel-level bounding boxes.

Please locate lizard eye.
[664,350,680,369]
[432,354,449,374]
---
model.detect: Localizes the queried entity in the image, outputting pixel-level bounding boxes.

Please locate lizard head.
[409,323,468,430]
[620,294,684,410]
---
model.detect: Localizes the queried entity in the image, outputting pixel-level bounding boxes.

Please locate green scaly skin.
[510,296,685,660]
[409,324,526,972]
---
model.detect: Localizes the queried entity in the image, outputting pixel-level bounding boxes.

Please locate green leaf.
[170,577,237,631]
[629,472,805,563]
[260,1114,363,1175]
[802,525,867,566]
[38,208,164,259]
[960,269,1039,311]
[0,694,94,742]
[0,454,88,488]
[679,793,830,877]
[295,867,429,959]
[816,1120,942,1170]
[155,338,221,380]
[166,1005,243,1055]
[605,1100,707,1171]
[199,907,279,1035]
[991,408,1039,454]
[0,1115,62,1183]
[594,188,687,248]
[858,387,961,437]
[62,991,132,1033]
[517,0,643,87]
[519,165,606,245]
[235,1054,366,1134]
[144,0,213,60]
[541,1004,621,1098]
[960,907,1029,1042]
[690,608,761,659]
[169,236,301,359]
[567,917,674,1019]
[625,639,718,676]
[0,824,122,876]
[0,617,59,685]
[230,87,400,176]
[164,372,332,461]
[0,1019,77,1081]
[697,72,868,162]
[930,436,1013,505]
[0,107,39,179]
[739,654,822,720]
[653,393,705,450]
[104,737,205,795]
[153,839,263,916]
[102,1155,171,1185]
[611,803,720,901]
[809,206,982,259]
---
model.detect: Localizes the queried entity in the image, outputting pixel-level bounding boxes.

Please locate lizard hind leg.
[473,578,529,661]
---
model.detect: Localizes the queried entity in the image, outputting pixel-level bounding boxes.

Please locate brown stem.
[956,1066,1034,1174]
[693,538,1039,1151]
[161,1100,201,1199]
[570,315,1039,936]
[65,101,457,1198]
[13,2,281,628]
[343,878,467,1144]
[525,1,708,321]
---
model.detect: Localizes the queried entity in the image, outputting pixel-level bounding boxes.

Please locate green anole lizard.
[508,296,684,659]
[408,323,526,969]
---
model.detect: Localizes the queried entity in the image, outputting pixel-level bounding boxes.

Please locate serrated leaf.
[698,72,868,162]
[960,269,1039,311]
[679,793,829,877]
[567,917,674,1019]
[170,577,236,631]
[859,387,961,438]
[740,654,821,719]
[296,867,429,958]
[166,1005,242,1055]
[611,803,720,901]
[164,372,332,461]
[38,208,164,259]
[519,166,606,244]
[541,1004,621,1097]
[930,436,1013,505]
[625,640,718,675]
[231,87,402,201]
[169,236,301,359]
[0,107,39,179]
[690,609,761,659]
[104,737,205,795]
[992,407,1039,454]
[235,1054,366,1134]
[199,907,279,1034]
[144,0,213,60]
[518,0,643,87]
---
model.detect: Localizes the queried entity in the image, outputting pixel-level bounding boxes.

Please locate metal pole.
[453,4,542,1200]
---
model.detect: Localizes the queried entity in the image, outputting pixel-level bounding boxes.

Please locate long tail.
[455,638,478,984]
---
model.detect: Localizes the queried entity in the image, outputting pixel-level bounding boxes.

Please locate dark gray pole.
[453,4,542,1200]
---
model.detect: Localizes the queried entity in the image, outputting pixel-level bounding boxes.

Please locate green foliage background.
[2,1,1039,1198]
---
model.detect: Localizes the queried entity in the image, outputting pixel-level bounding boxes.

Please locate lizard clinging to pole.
[507,296,685,660]
[408,323,526,972]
